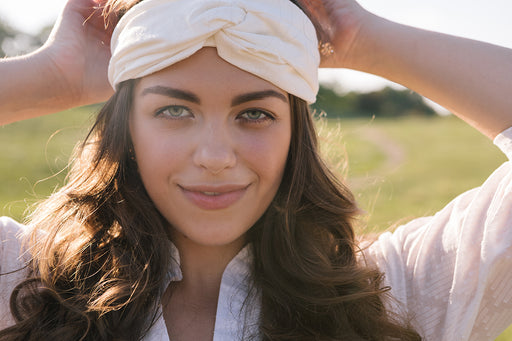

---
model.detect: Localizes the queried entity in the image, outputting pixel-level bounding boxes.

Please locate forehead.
[134,47,288,98]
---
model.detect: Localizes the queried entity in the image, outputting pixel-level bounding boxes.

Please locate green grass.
[319,116,507,231]
[0,105,98,220]
[318,115,512,340]
[0,110,511,339]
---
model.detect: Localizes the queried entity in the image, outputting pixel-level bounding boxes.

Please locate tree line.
[311,84,436,118]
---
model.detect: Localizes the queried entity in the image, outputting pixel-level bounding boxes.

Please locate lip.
[179,184,249,210]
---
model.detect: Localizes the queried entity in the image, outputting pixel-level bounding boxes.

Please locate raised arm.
[0,0,114,126]
[320,0,512,139]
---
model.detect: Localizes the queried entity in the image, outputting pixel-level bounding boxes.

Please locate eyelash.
[155,105,275,124]
[237,109,275,124]
[155,105,192,119]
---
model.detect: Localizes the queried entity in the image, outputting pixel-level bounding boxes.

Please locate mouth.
[179,184,249,210]
[201,191,222,196]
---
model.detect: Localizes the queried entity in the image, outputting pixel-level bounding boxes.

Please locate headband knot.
[109,0,320,103]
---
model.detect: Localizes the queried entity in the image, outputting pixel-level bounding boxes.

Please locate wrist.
[35,45,83,109]
[319,4,386,71]
[0,48,79,125]
[339,12,392,72]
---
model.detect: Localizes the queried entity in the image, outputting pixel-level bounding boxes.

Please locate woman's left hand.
[314,0,372,69]
[315,0,512,139]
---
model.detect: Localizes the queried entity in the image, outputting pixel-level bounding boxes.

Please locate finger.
[89,0,119,32]
[298,0,334,43]
[70,0,116,40]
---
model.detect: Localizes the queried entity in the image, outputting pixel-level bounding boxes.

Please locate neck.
[171,232,247,300]
[162,234,247,341]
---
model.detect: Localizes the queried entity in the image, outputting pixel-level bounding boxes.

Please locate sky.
[1,0,511,101]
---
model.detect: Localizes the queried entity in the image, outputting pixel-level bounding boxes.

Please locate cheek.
[130,122,189,195]
[238,125,291,187]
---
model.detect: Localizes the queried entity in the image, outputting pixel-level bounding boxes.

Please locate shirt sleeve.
[0,216,31,329]
[365,127,512,341]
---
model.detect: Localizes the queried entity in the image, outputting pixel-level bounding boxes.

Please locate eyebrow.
[141,86,201,104]
[231,90,288,106]
[140,86,288,106]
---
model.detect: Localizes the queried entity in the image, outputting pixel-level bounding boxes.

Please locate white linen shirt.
[2,128,512,340]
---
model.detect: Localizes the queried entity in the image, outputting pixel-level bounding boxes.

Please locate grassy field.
[318,116,512,340]
[0,109,511,339]
[0,106,98,220]
[318,116,508,230]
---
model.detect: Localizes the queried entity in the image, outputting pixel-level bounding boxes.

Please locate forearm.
[0,49,78,126]
[345,13,512,139]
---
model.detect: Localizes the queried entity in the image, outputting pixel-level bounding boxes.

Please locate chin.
[170,220,251,247]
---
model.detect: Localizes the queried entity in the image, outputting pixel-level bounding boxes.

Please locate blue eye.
[156,105,192,119]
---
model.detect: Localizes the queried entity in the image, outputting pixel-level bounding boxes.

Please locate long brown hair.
[0,1,421,340]
[0,81,173,340]
[252,97,419,340]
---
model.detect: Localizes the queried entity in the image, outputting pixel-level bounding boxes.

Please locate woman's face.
[130,48,291,248]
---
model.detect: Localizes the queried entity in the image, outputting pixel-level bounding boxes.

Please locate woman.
[0,0,511,340]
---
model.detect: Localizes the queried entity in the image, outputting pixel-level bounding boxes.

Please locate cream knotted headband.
[108,0,320,103]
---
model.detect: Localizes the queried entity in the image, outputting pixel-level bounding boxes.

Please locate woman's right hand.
[40,0,116,106]
[0,0,116,125]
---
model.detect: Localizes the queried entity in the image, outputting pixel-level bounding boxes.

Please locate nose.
[192,123,236,174]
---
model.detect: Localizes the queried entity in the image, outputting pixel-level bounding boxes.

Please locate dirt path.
[347,126,406,189]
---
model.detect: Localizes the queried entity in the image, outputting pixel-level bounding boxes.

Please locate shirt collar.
[157,241,260,340]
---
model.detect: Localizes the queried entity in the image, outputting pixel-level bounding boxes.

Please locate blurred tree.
[0,18,16,57]
[32,24,52,47]
[311,84,437,118]
[0,18,52,57]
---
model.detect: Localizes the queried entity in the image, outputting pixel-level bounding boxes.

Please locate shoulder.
[361,128,512,340]
[365,126,512,284]
[0,216,31,328]
[0,216,30,270]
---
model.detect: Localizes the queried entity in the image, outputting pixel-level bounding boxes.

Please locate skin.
[320,0,512,138]
[2,0,512,137]
[0,0,113,125]
[129,48,291,340]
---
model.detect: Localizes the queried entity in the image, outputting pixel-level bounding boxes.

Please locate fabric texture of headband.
[108,0,320,103]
